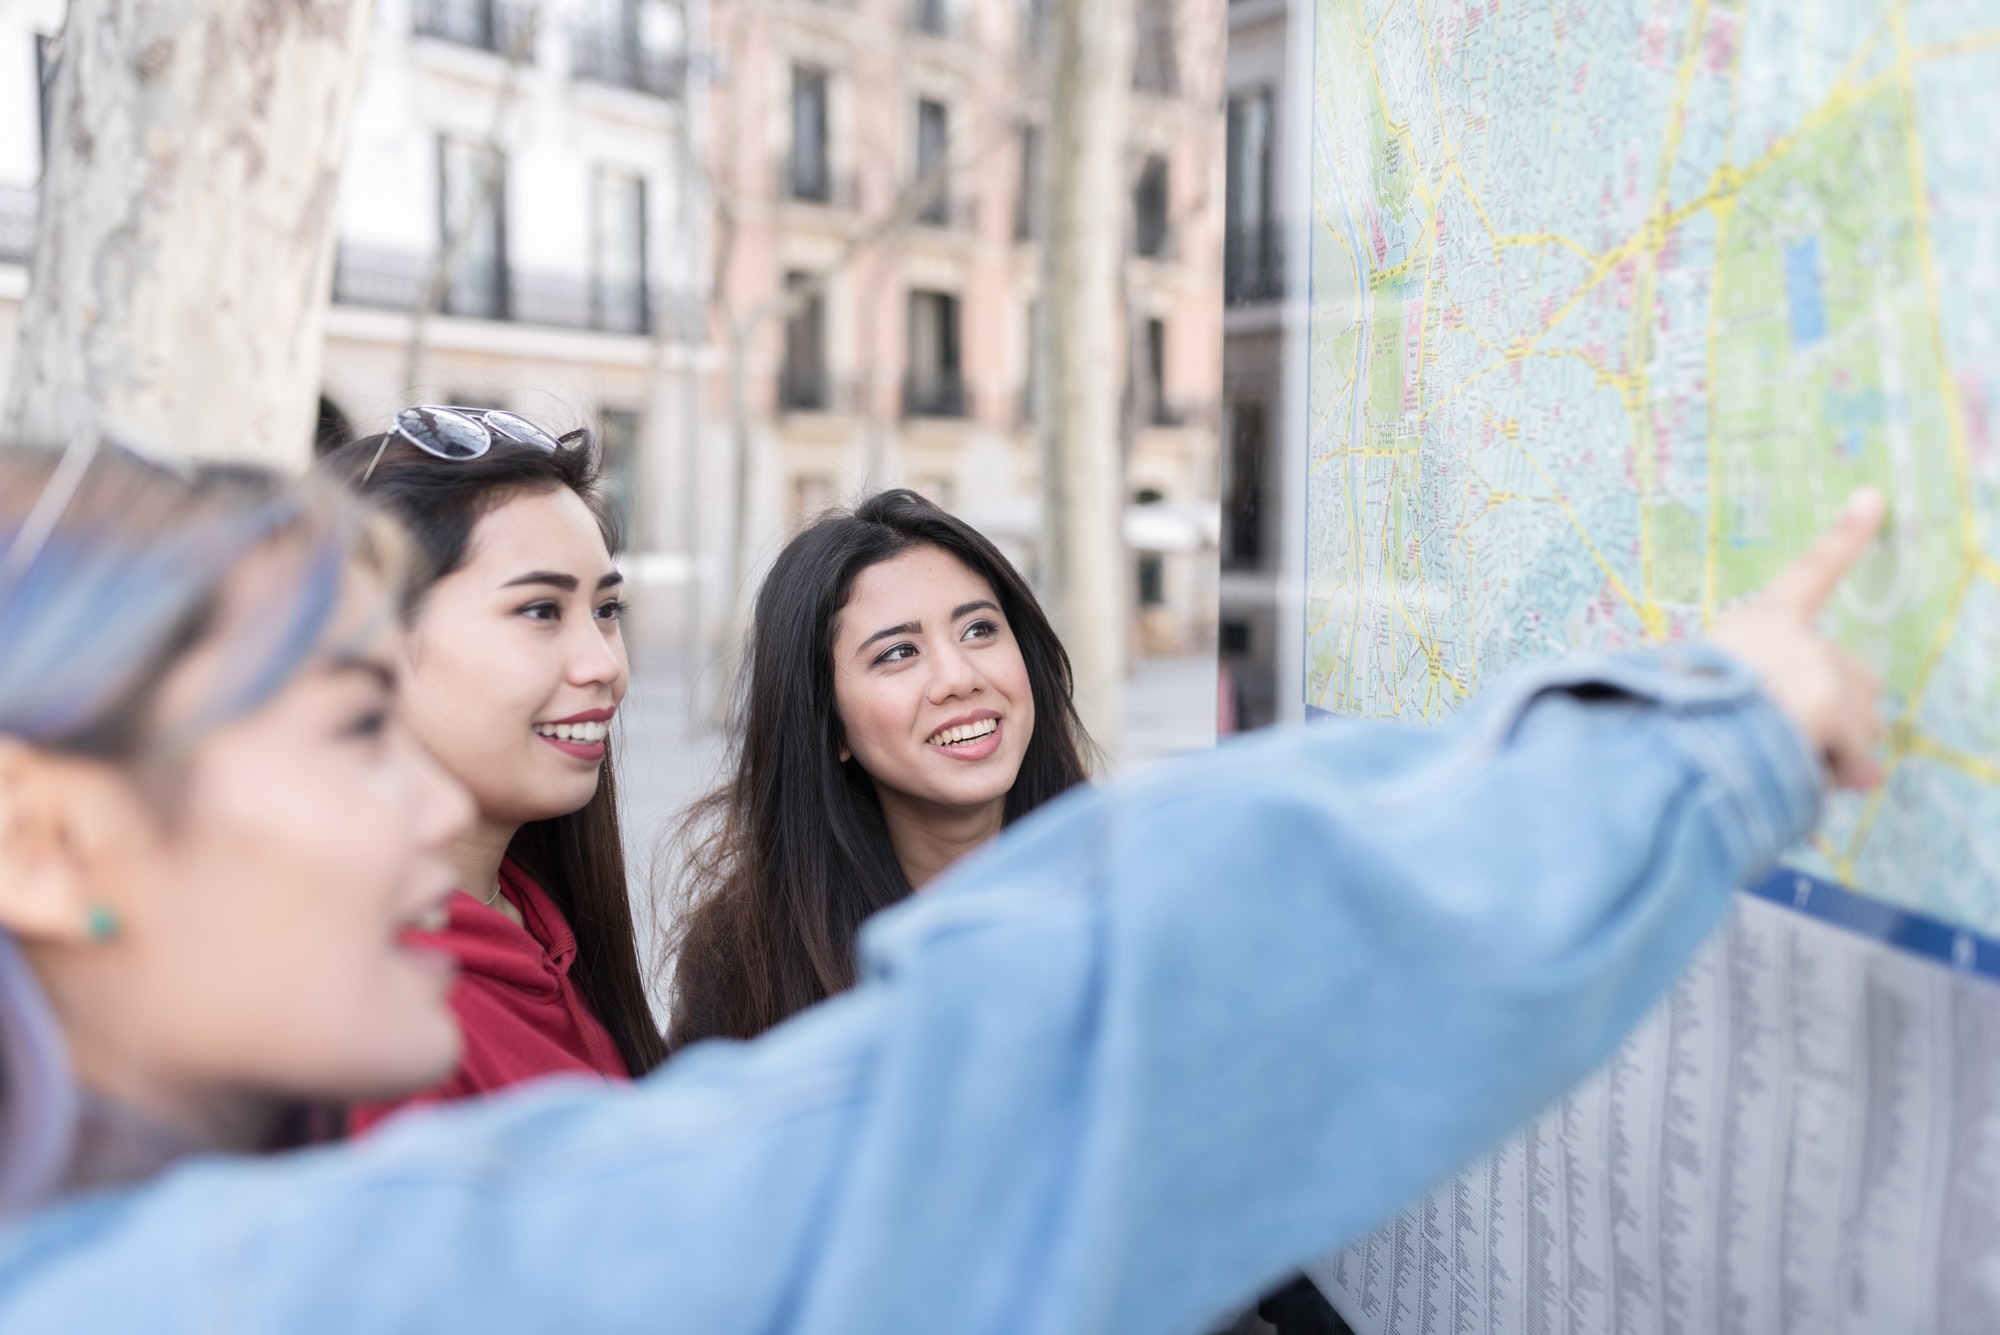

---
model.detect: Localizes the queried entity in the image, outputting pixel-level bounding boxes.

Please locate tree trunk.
[1039,0,1134,763]
[5,0,376,466]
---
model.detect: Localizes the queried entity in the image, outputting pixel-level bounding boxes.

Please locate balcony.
[777,369,871,416]
[570,23,683,98]
[778,158,860,209]
[1224,223,1285,305]
[412,0,536,56]
[902,371,968,419]
[331,245,695,337]
[0,185,35,264]
[912,189,977,232]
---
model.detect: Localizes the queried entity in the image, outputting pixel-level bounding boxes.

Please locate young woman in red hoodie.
[320,409,665,1127]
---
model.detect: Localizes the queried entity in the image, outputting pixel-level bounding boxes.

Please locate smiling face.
[401,487,628,831]
[830,544,1035,827]
[0,559,474,1142]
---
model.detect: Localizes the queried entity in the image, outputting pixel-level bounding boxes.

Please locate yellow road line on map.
[1907,734,2000,788]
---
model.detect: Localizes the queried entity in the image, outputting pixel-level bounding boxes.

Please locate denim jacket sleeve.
[0,648,1822,1335]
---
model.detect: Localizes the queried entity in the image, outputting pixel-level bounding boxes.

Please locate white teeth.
[535,720,609,744]
[928,718,998,747]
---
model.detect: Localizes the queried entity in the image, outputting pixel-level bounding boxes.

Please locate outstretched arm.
[0,499,1885,1335]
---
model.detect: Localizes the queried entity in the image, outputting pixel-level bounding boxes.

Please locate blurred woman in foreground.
[0,438,1881,1332]
[668,490,1095,1049]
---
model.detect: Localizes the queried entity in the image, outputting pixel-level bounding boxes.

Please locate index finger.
[1758,488,1889,615]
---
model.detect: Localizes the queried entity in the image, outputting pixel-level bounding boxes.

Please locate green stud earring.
[85,905,120,942]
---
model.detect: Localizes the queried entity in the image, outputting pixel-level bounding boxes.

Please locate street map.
[1303,2,2000,1329]
[1304,0,2000,934]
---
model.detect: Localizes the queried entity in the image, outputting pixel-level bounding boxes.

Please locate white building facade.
[0,0,713,644]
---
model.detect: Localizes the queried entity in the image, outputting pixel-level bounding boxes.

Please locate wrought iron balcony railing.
[332,245,699,338]
[412,0,536,57]
[570,23,683,99]
[902,371,969,419]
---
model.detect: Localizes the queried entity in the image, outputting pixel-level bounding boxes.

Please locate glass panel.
[596,407,641,547]
[781,272,828,410]
[791,67,830,201]
[1134,155,1169,257]
[1225,89,1277,301]
[1016,124,1042,240]
[441,137,506,318]
[917,100,949,224]
[593,170,647,333]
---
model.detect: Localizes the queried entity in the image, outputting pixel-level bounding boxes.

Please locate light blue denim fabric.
[0,648,1821,1333]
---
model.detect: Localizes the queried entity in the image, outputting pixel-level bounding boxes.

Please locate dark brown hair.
[665,489,1095,1051]
[318,430,667,1075]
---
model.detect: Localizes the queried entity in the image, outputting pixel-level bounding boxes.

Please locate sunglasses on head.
[361,406,564,483]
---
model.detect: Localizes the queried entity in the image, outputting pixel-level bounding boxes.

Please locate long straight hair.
[666,489,1095,1051]
[319,431,667,1075]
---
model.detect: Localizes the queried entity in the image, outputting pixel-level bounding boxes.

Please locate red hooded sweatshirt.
[349,858,631,1134]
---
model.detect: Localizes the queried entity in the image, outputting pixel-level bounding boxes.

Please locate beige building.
[703,0,1226,655]
[0,0,1224,659]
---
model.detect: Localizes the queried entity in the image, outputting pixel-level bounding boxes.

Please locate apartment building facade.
[1218,0,1292,725]
[0,0,704,565]
[707,0,1226,656]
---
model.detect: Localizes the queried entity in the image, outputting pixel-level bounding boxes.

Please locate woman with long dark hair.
[667,489,1096,1048]
[319,409,665,1122]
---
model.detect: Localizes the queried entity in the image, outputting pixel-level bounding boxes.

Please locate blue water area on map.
[1785,236,1829,348]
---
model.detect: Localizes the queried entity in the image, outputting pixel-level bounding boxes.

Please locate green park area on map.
[1305,0,2000,930]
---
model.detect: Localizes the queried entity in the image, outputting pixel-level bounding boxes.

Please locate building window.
[912,0,949,37]
[780,272,829,411]
[592,170,647,334]
[1019,0,1050,59]
[905,290,965,417]
[1141,318,1180,425]
[1019,297,1041,427]
[413,0,531,56]
[1133,0,1179,96]
[1134,488,1167,607]
[1016,124,1043,241]
[1134,154,1169,258]
[439,137,507,319]
[1226,88,1279,303]
[596,407,641,546]
[1224,400,1265,569]
[790,66,831,202]
[572,0,682,97]
[915,99,950,225]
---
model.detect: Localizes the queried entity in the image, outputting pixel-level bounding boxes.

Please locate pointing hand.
[1706,490,1889,790]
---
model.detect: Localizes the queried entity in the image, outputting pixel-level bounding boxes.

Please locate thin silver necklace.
[476,882,503,907]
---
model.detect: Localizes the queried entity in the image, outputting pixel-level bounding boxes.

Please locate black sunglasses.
[361,406,564,483]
